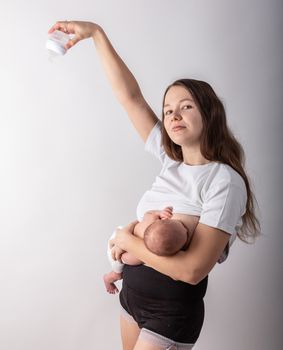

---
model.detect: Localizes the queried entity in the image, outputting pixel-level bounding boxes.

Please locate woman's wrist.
[91,24,104,40]
[111,221,139,253]
[124,233,140,252]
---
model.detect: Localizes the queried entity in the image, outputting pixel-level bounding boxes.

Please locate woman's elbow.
[177,268,205,285]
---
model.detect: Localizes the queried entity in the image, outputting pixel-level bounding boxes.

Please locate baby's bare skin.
[104,208,200,294]
[134,210,198,240]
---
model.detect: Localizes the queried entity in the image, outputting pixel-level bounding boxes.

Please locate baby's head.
[143,219,188,256]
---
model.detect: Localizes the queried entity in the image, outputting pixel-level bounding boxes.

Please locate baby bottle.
[46,30,70,60]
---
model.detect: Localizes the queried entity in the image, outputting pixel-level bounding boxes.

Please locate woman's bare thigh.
[120,313,141,350]
[133,338,162,350]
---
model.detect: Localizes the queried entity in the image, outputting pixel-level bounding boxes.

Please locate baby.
[104,207,199,294]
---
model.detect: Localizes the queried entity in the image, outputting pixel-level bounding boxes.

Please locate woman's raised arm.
[48,21,158,141]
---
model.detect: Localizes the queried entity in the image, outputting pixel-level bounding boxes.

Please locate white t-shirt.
[136,121,247,261]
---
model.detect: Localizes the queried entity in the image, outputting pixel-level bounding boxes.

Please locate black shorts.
[119,264,208,344]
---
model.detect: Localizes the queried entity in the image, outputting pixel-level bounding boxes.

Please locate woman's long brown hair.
[161,79,260,242]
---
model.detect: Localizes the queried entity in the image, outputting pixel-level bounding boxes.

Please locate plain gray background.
[0,0,282,349]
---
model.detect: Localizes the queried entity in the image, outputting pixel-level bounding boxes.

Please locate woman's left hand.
[109,221,139,251]
[111,245,125,262]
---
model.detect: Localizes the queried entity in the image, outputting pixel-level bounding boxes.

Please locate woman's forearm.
[111,222,200,284]
[120,223,231,285]
[126,235,197,284]
[92,27,142,104]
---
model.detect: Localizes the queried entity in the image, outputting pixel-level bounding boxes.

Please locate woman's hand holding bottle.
[48,21,101,51]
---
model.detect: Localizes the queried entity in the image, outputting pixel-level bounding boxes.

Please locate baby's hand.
[160,206,173,219]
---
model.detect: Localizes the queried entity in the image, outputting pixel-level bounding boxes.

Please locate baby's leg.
[103,271,122,294]
[121,252,143,265]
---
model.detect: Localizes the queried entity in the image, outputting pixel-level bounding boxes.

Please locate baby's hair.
[144,219,188,256]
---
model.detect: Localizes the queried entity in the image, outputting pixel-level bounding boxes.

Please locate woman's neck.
[181,146,211,166]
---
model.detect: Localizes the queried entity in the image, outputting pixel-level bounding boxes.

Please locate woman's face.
[163,85,204,148]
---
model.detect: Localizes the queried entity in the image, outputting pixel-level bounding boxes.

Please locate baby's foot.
[104,280,119,294]
[103,272,121,294]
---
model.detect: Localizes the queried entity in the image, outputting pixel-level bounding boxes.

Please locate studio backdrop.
[0,1,282,349]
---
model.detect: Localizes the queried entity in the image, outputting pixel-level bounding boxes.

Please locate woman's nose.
[171,112,182,121]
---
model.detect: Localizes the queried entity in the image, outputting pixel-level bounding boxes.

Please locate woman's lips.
[172,126,186,132]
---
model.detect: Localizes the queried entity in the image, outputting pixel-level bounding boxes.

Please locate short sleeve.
[144,120,166,163]
[199,180,247,235]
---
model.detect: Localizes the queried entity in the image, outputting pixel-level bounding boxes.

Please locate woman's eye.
[165,110,172,116]
[183,105,192,110]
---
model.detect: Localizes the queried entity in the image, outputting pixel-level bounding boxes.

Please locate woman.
[48,21,260,350]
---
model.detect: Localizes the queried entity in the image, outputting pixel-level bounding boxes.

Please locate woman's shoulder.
[206,162,246,193]
[144,120,174,166]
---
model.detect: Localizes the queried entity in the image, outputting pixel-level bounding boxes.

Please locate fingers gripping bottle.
[46,30,70,60]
